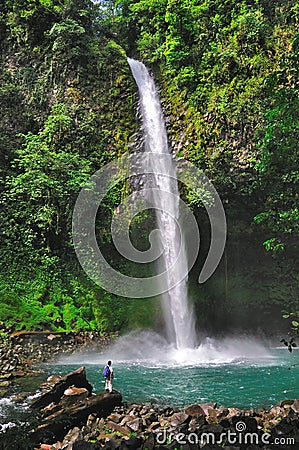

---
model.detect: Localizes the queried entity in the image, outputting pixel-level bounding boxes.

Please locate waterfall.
[128,58,197,349]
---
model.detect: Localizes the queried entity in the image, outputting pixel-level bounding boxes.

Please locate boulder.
[159,418,169,427]
[188,415,206,431]
[106,420,130,436]
[277,399,294,408]
[231,416,257,433]
[140,405,151,415]
[0,388,8,398]
[127,418,142,432]
[41,375,62,388]
[60,427,82,449]
[31,391,122,442]
[143,433,155,450]
[142,411,157,423]
[61,387,90,407]
[107,412,122,423]
[31,367,93,409]
[120,415,138,426]
[120,436,143,449]
[269,406,287,419]
[206,408,221,423]
[198,403,217,415]
[272,418,294,436]
[73,442,101,450]
[201,423,224,436]
[170,411,189,427]
[147,421,161,432]
[291,399,299,414]
[225,408,243,419]
[184,404,205,417]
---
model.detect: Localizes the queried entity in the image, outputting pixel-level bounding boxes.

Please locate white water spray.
[128,58,196,349]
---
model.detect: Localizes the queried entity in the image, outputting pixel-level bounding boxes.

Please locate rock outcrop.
[30,367,122,443]
[31,367,93,409]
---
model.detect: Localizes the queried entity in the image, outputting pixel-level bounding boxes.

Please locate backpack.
[103,365,110,378]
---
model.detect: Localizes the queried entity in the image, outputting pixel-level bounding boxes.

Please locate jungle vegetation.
[0,0,298,337]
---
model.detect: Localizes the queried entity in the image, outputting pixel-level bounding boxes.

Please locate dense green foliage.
[0,0,154,331]
[0,0,298,334]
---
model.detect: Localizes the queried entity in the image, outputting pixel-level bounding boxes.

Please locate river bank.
[1,330,299,449]
[45,398,299,450]
[0,324,116,398]
[8,366,299,450]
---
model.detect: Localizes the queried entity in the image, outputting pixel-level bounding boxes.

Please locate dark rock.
[184,404,205,418]
[272,418,294,436]
[127,418,142,432]
[73,442,101,450]
[198,403,217,415]
[104,440,121,450]
[277,399,294,408]
[147,421,160,432]
[219,418,231,428]
[106,419,131,436]
[0,388,8,397]
[201,445,222,450]
[0,373,13,380]
[222,447,241,450]
[142,411,157,424]
[11,392,29,402]
[231,416,257,433]
[31,367,93,409]
[41,401,61,418]
[142,433,155,450]
[61,386,90,407]
[61,426,83,447]
[162,407,175,416]
[188,415,206,431]
[31,390,122,442]
[174,443,193,450]
[107,412,123,423]
[291,399,299,413]
[201,423,224,436]
[123,436,143,449]
[170,411,189,427]
[121,415,138,426]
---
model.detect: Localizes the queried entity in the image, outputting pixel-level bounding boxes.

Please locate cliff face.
[0,0,298,334]
[0,0,143,332]
[125,0,299,334]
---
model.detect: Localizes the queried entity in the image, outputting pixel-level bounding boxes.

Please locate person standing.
[103,360,114,393]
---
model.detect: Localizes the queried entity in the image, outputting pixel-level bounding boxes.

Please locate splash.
[59,331,273,368]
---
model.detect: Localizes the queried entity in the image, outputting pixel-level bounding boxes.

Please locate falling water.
[128,58,196,349]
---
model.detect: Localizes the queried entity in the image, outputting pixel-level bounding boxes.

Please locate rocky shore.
[17,367,298,450]
[1,331,299,449]
[0,324,116,398]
